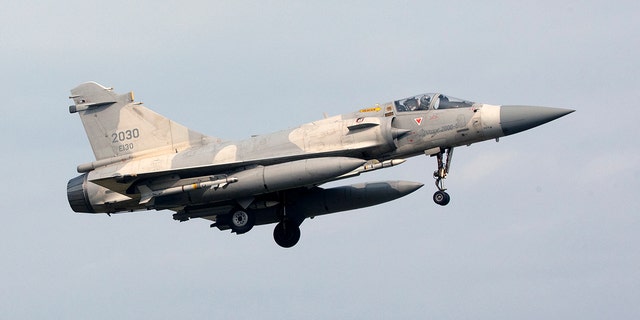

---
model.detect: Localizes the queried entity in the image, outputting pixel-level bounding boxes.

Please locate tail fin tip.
[69,81,130,113]
[69,81,214,161]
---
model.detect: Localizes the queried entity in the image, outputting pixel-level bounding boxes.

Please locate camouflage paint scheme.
[67,82,573,247]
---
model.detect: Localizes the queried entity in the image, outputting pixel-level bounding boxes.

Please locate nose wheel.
[433,190,450,206]
[432,148,453,206]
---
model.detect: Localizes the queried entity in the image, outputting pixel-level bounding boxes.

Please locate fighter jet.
[67,82,573,247]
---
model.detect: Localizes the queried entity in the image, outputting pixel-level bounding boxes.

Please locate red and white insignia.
[414,117,423,125]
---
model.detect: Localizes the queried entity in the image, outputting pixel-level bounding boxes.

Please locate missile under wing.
[67,82,573,247]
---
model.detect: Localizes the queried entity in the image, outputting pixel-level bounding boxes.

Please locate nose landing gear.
[432,148,453,206]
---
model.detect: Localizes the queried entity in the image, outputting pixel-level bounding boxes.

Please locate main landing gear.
[273,201,301,248]
[228,209,255,234]
[432,147,453,206]
[225,206,301,248]
[225,193,302,248]
[273,220,300,248]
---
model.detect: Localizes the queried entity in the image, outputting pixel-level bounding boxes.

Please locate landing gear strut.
[433,147,453,206]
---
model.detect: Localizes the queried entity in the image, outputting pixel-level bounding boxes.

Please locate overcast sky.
[1,1,639,319]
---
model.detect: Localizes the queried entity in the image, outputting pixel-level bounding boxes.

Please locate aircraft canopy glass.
[395,93,475,112]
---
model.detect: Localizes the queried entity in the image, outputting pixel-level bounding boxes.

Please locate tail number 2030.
[112,128,140,143]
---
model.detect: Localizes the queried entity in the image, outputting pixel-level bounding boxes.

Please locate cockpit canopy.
[395,93,475,112]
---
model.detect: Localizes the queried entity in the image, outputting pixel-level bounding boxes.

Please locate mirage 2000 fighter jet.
[67,82,573,247]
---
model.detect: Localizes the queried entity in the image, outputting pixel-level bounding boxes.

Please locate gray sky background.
[1,1,638,319]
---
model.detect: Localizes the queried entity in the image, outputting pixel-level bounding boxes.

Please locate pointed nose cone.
[500,105,575,136]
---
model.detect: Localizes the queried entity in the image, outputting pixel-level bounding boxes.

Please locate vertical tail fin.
[69,82,217,161]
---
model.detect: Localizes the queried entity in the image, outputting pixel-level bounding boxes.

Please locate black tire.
[273,221,301,248]
[229,210,254,234]
[433,191,451,206]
